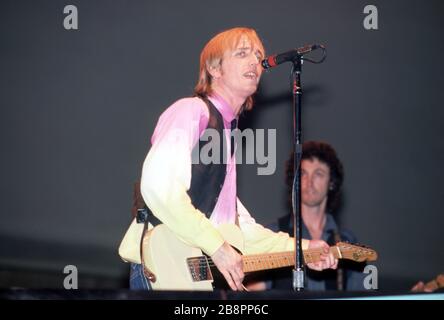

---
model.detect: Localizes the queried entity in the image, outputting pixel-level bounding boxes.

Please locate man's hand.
[211,242,244,290]
[411,281,434,293]
[306,239,338,271]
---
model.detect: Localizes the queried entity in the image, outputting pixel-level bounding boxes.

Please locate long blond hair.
[194,27,265,111]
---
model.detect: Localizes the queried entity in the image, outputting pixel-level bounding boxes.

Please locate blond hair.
[194,27,265,111]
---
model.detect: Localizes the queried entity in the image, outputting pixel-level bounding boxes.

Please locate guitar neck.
[240,247,341,273]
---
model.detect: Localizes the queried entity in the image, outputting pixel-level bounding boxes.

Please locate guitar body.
[142,223,377,291]
[143,224,244,291]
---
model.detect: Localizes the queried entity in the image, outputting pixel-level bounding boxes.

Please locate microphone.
[261,44,324,69]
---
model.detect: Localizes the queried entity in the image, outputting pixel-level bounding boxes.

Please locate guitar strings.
[189,252,326,269]
[187,247,373,271]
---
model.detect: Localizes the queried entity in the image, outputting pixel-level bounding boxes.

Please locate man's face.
[211,35,264,100]
[301,158,331,207]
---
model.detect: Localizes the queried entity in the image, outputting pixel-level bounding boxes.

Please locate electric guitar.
[142,224,378,291]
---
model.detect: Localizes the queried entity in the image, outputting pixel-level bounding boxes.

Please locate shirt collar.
[323,214,338,233]
[293,213,339,239]
[208,93,236,123]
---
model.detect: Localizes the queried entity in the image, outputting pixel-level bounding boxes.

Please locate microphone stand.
[291,56,304,291]
[290,46,327,292]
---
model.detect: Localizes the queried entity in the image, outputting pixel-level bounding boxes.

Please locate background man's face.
[301,158,330,207]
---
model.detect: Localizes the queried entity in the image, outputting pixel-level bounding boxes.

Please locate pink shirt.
[150,94,237,225]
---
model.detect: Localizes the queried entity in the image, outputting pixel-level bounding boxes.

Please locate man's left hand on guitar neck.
[306,239,339,271]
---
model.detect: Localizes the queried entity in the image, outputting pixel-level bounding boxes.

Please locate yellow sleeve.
[236,198,309,254]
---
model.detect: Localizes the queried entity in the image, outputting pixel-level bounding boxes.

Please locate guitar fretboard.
[188,243,375,282]
[198,247,342,274]
[241,247,341,273]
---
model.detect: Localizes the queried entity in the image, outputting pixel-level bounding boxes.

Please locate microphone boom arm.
[261,44,326,69]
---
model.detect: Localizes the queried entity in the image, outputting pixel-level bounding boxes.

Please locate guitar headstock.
[336,242,378,262]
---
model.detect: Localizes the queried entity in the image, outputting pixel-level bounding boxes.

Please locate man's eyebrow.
[235,46,264,57]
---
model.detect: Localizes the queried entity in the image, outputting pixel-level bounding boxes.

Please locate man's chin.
[245,87,258,96]
[302,199,324,207]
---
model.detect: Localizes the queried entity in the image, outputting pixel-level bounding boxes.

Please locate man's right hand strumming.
[211,242,244,291]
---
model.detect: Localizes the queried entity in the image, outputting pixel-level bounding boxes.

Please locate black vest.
[187,96,230,218]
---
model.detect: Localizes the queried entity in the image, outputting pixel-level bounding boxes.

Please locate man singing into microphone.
[129,27,338,290]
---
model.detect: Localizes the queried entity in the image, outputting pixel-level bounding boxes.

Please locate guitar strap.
[131,181,160,283]
[140,218,156,283]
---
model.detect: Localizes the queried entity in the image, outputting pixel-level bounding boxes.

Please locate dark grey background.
[1,0,443,290]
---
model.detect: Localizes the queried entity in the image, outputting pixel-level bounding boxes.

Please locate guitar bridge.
[187,256,213,282]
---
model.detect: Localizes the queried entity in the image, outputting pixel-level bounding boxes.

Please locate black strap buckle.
[136,208,149,224]
[136,206,162,226]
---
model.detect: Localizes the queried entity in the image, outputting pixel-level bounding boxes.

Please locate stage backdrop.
[1,0,443,290]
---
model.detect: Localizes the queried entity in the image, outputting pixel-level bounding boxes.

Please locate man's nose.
[305,175,314,187]
[249,52,260,65]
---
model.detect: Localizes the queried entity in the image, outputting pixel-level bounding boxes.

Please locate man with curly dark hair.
[286,141,344,217]
[247,141,366,291]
